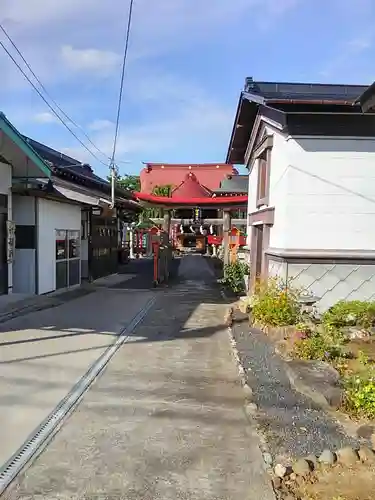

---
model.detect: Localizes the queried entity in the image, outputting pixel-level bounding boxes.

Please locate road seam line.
[0,296,156,496]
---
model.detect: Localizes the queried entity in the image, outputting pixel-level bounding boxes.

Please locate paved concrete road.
[4,256,275,500]
[0,288,155,468]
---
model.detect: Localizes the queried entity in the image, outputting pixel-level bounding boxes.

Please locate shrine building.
[135,163,248,254]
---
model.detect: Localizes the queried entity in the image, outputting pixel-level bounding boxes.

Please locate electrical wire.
[109,0,135,169]
[0,39,109,166]
[0,23,112,163]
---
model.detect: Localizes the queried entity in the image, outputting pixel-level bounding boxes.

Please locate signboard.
[92,207,102,216]
[6,220,16,264]
[230,227,240,246]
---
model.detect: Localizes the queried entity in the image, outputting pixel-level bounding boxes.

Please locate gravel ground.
[232,318,360,464]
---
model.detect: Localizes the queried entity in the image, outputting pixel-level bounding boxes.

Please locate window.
[256,153,270,208]
[56,230,67,260]
[258,159,267,200]
[253,134,273,209]
[69,230,80,258]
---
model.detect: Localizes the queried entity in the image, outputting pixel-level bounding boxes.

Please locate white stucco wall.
[268,135,375,250]
[13,195,36,294]
[37,198,81,294]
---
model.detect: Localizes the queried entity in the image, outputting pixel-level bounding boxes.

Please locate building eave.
[134,192,247,207]
[355,81,375,112]
[0,113,52,178]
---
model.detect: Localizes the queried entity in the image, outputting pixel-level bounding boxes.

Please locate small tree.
[107,174,141,192]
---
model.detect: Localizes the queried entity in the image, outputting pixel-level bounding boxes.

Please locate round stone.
[292,458,312,476]
[263,452,273,466]
[243,384,253,396]
[357,425,374,439]
[245,402,258,415]
[371,433,375,451]
[272,477,282,489]
[358,446,375,463]
[274,463,287,478]
[305,454,318,469]
[318,449,336,465]
[336,447,359,466]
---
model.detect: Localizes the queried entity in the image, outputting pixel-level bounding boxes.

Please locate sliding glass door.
[55,229,81,290]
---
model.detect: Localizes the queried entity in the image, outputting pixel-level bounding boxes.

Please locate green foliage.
[322,300,375,330]
[344,371,375,420]
[250,277,302,327]
[219,261,249,294]
[294,329,344,361]
[107,174,141,192]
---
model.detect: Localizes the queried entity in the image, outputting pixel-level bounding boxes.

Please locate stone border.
[272,442,375,498]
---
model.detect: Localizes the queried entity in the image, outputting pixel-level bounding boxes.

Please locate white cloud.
[2,0,298,71]
[88,119,114,131]
[33,111,59,124]
[66,74,233,163]
[320,31,374,79]
[61,45,121,76]
[0,0,299,171]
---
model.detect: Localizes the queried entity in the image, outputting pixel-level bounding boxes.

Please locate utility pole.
[109,161,117,209]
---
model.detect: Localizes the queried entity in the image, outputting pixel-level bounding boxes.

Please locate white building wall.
[271,136,375,250]
[265,135,375,311]
[12,195,36,294]
[37,198,81,294]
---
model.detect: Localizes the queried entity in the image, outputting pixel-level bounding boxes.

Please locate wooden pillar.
[223,210,231,266]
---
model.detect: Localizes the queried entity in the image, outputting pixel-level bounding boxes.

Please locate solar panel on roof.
[244,81,368,102]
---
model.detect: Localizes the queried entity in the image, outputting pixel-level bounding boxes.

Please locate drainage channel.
[0,295,156,496]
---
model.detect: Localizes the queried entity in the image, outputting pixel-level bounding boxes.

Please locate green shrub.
[344,373,375,420]
[251,277,301,327]
[322,300,375,329]
[219,261,249,294]
[294,330,344,361]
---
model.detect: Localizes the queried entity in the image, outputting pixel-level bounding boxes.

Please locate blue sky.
[1,0,375,179]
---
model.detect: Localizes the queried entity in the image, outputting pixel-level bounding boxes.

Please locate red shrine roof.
[135,171,247,207]
[140,163,238,194]
[172,173,212,198]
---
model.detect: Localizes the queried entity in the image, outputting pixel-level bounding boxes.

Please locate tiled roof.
[23,136,109,184]
[140,163,236,193]
[216,175,248,193]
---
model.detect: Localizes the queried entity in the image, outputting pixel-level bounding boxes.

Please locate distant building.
[0,111,139,296]
[139,163,238,193]
[136,164,248,253]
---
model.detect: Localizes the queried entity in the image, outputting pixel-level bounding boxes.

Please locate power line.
[110,0,135,168]
[0,23,111,162]
[0,38,109,166]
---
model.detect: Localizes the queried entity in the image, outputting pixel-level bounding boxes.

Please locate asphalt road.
[3,256,275,500]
